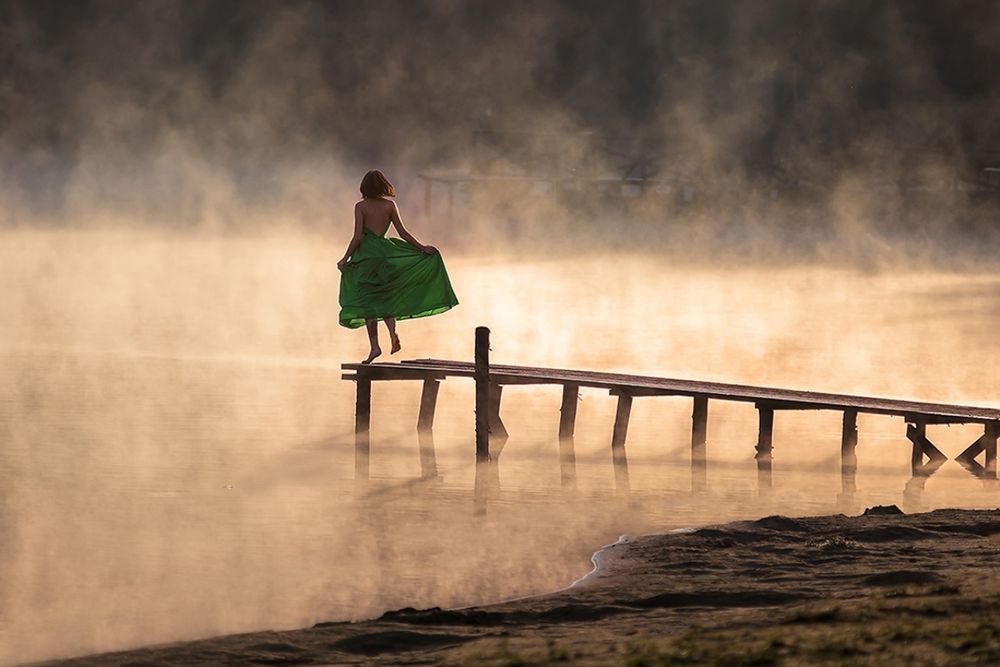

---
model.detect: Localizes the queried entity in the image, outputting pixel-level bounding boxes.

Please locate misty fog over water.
[3,1,1000,664]
[3,232,1000,663]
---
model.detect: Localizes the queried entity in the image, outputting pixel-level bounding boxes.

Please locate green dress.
[339,227,459,329]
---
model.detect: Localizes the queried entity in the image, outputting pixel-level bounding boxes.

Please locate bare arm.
[390,202,437,254]
[337,203,365,270]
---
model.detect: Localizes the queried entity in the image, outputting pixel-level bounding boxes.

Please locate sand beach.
[47,506,1000,666]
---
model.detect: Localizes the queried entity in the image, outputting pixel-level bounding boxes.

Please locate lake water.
[2,229,999,664]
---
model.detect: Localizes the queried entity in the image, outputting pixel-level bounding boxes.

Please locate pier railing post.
[475,326,490,463]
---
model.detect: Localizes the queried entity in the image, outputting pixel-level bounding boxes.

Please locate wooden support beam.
[755,404,774,492]
[475,327,490,463]
[488,382,509,441]
[611,394,633,452]
[841,409,858,498]
[956,434,987,462]
[957,421,999,480]
[417,379,440,432]
[691,396,708,491]
[909,422,925,471]
[907,422,947,475]
[559,383,580,439]
[985,421,998,476]
[755,404,774,460]
[609,387,674,397]
[611,393,632,491]
[355,377,371,480]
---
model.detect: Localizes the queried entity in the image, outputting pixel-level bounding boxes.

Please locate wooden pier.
[342,328,1000,495]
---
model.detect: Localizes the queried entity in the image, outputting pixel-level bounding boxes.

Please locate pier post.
[611,393,632,491]
[840,410,858,495]
[755,404,774,491]
[909,421,926,472]
[691,396,708,491]
[985,422,999,478]
[417,379,440,432]
[417,379,441,478]
[475,326,490,463]
[559,383,579,439]
[559,383,579,490]
[355,377,371,480]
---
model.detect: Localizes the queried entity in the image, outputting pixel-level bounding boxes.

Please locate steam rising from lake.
[3,2,1000,663]
[2,228,999,663]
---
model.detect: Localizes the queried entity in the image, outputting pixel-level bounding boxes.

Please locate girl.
[338,170,459,363]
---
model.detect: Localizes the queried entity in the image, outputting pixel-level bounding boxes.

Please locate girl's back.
[357,197,395,236]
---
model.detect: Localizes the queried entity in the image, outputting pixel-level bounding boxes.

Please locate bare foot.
[390,334,401,355]
[362,346,382,364]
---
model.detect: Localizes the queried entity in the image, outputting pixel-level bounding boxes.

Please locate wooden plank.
[417,379,440,432]
[609,387,676,397]
[475,327,490,463]
[355,378,371,480]
[340,365,455,381]
[389,359,1000,423]
[559,383,579,439]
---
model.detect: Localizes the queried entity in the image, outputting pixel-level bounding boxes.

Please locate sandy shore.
[46,507,1000,666]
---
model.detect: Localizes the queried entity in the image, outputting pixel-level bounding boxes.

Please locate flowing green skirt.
[338,230,459,329]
